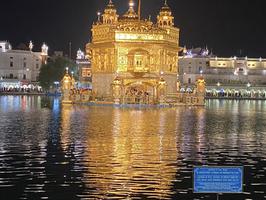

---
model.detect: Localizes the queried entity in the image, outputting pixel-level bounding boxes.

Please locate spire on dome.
[129,0,134,8]
[157,0,174,27]
[122,0,138,20]
[106,0,115,9]
[160,0,171,12]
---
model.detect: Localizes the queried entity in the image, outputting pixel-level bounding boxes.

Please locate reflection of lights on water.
[0,96,44,112]
[83,108,179,198]
[21,96,27,111]
[159,111,166,136]
[53,98,60,113]
[112,108,122,136]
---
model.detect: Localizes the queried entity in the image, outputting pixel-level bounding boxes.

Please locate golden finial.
[129,0,134,8]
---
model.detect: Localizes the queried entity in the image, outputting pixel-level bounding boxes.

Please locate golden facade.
[86,0,180,102]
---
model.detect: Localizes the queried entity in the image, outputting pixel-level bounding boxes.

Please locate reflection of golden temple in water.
[84,108,179,199]
[58,104,212,198]
[86,0,180,103]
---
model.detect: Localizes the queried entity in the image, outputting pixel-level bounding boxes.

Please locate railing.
[121,96,156,104]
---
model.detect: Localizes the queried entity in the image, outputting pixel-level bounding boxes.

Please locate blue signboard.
[193,166,243,193]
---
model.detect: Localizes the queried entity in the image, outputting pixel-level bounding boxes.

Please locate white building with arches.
[178,48,266,98]
[0,41,48,91]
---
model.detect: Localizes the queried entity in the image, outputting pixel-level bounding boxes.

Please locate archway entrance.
[124,82,156,104]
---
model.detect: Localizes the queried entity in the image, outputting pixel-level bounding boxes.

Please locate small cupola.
[157,0,174,27]
[122,0,139,20]
[102,0,119,24]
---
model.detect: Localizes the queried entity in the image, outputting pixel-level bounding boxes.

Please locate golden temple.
[86,0,180,104]
[61,0,205,106]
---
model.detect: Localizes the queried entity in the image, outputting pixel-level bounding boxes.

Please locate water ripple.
[0,98,265,199]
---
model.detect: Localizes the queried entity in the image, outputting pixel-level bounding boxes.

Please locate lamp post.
[54,81,60,94]
[97,12,101,23]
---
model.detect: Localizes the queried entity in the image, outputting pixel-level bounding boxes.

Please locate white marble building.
[179,48,266,86]
[0,41,48,89]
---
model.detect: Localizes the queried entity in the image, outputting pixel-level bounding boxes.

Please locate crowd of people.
[125,88,151,104]
[0,86,43,94]
[206,90,266,99]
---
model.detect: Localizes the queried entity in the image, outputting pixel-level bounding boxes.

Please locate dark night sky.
[1,0,266,57]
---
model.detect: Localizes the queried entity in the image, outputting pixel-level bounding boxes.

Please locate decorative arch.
[123,80,159,104]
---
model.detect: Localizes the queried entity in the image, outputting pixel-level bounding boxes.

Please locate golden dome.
[160,0,171,13]
[105,0,115,10]
[122,0,138,20]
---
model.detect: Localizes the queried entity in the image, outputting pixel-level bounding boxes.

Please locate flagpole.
[138,0,141,20]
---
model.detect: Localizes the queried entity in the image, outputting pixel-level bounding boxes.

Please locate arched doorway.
[124,82,156,104]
